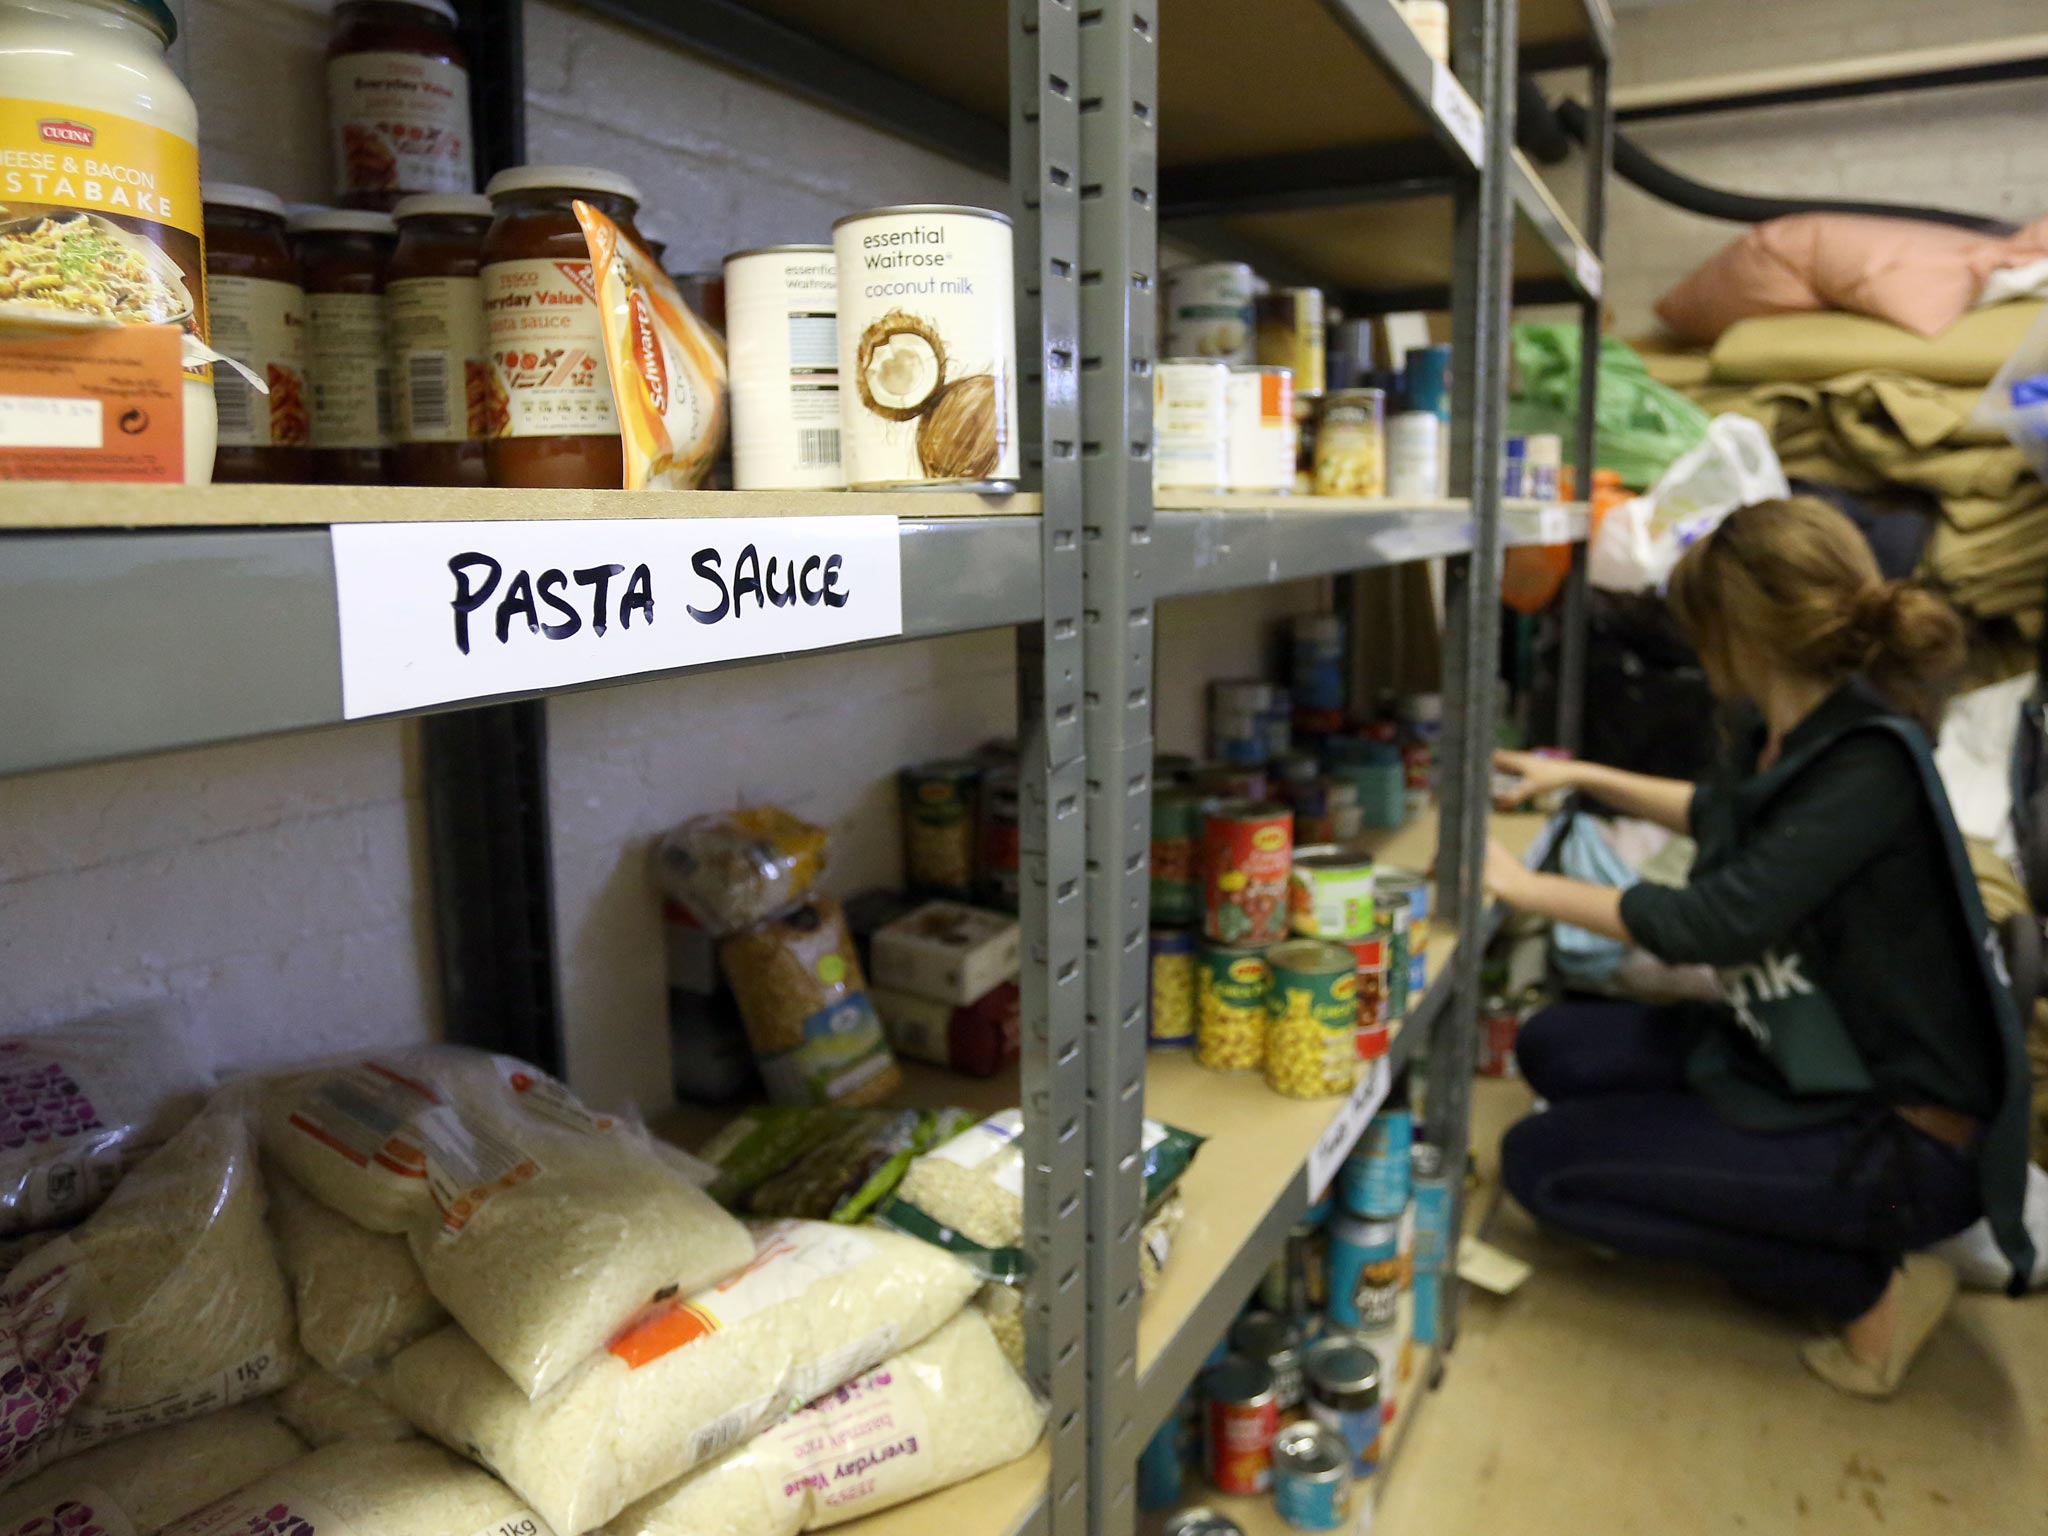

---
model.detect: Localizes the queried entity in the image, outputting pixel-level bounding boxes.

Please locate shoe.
[1800,1255,1958,1399]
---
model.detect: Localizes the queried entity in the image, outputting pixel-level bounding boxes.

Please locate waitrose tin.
[723,244,843,489]
[1305,1334,1383,1475]
[1165,260,1256,362]
[1227,364,1296,493]
[1201,1355,1280,1495]
[833,205,1018,490]
[1155,357,1231,492]
[1288,845,1377,940]
[1272,1422,1351,1531]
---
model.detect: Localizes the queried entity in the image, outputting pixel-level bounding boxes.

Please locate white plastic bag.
[0,1105,303,1487]
[386,1219,980,1535]
[262,1047,754,1399]
[1970,302,2048,479]
[160,1441,545,1536]
[269,1171,447,1379]
[1929,1161,2048,1292]
[1590,414,1788,593]
[0,1004,213,1236]
[0,1404,304,1535]
[608,1308,1044,1536]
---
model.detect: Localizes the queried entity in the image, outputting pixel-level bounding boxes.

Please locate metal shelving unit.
[0,0,1609,1530]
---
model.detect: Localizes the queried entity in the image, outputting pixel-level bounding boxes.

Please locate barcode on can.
[406,351,452,435]
[796,427,841,469]
[788,312,838,372]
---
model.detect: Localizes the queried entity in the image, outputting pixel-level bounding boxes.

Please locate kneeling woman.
[1485,497,2033,1397]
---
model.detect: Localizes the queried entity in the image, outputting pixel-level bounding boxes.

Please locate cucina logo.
[39,119,94,146]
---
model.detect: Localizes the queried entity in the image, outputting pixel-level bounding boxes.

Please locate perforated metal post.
[1012,4,1091,1533]
[1558,51,1611,754]
[1076,5,1157,1533]
[1428,0,1516,1349]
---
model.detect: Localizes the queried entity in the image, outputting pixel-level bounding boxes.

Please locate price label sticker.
[1309,1059,1391,1201]
[330,515,905,718]
[1430,62,1486,170]
[1574,245,1604,299]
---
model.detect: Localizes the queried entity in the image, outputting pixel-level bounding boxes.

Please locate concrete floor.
[1376,1079,2048,1536]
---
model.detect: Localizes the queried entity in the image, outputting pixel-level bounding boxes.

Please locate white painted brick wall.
[1591,0,2048,334]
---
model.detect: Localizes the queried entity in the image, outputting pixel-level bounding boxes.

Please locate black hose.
[1550,97,2018,236]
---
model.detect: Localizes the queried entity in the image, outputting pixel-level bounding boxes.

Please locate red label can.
[1348,929,1390,1060]
[1203,1357,1281,1495]
[1478,997,1521,1078]
[1203,799,1294,946]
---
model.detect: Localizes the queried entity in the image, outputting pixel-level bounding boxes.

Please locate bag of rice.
[261,1046,754,1399]
[0,1106,303,1487]
[0,1004,213,1236]
[0,1404,304,1535]
[607,1307,1044,1536]
[275,1367,417,1448]
[387,1219,980,1534]
[269,1170,447,1378]
[160,1441,545,1536]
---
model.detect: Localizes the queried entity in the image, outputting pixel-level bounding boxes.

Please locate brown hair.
[1666,496,1965,733]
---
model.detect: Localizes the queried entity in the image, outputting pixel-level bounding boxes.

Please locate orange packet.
[574,200,727,490]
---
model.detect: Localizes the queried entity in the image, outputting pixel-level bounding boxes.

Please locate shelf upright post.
[1076,3,1158,1532]
[1013,3,1093,1532]
[1429,0,1516,1348]
[1557,46,1612,754]
[417,0,566,1076]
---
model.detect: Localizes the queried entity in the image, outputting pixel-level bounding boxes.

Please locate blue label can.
[1137,1416,1184,1512]
[1411,1146,1452,1269]
[1413,1269,1440,1347]
[1272,1422,1351,1530]
[1326,1212,1402,1331]
[1338,1108,1413,1219]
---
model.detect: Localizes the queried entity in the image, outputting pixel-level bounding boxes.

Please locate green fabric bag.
[1508,323,1711,490]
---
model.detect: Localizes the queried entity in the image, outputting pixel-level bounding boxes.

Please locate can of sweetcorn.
[1264,940,1359,1098]
[1199,943,1271,1071]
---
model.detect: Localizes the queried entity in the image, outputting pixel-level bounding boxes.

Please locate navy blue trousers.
[1500,1000,1981,1321]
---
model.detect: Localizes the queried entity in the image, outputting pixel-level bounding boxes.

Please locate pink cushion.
[1657,213,2048,344]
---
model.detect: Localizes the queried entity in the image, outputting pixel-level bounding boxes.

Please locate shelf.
[1521,0,1616,69]
[0,483,1036,532]
[0,511,1042,778]
[1132,810,1553,1442]
[1152,498,1588,596]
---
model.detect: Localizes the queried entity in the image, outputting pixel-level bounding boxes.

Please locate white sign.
[1429,62,1486,170]
[330,515,905,718]
[1574,245,1604,300]
[1308,1058,1391,1201]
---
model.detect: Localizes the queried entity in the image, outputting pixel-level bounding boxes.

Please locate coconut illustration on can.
[835,206,1019,490]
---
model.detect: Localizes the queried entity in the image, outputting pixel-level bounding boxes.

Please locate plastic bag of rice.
[0,1004,213,1237]
[0,1105,303,1487]
[276,1367,416,1448]
[607,1307,1044,1536]
[262,1047,753,1399]
[269,1169,447,1378]
[0,1404,304,1535]
[159,1440,547,1536]
[387,1219,980,1534]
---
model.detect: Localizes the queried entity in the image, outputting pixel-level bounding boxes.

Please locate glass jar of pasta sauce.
[204,184,310,483]
[480,165,644,489]
[326,0,474,210]
[387,192,490,486]
[293,207,395,486]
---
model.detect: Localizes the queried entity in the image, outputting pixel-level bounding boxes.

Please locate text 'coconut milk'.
[832,205,1019,491]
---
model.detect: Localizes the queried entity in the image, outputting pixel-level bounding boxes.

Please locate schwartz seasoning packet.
[573,199,726,489]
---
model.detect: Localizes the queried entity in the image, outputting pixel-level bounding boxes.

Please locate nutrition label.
[481,257,616,437]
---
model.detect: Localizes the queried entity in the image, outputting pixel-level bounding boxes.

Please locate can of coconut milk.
[1154,357,1231,493]
[723,245,844,490]
[832,205,1019,491]
[1166,261,1256,363]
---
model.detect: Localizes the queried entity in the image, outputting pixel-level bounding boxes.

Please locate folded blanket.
[1710,303,2044,387]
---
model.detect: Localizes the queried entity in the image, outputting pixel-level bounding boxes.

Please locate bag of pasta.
[575,199,727,490]
[720,899,901,1109]
[654,807,829,936]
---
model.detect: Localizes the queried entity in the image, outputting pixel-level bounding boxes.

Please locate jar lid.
[485,165,643,205]
[290,208,399,237]
[344,0,460,21]
[393,193,494,222]
[124,0,178,43]
[203,183,287,219]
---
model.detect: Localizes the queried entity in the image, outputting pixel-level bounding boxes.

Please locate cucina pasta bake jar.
[0,0,216,482]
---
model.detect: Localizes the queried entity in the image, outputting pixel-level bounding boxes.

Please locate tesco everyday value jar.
[204,182,310,483]
[326,0,474,210]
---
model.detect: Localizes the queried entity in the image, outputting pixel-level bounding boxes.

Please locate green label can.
[901,759,981,898]
[1199,942,1270,1071]
[1265,939,1360,1098]
[1151,787,1205,926]
[1287,845,1375,940]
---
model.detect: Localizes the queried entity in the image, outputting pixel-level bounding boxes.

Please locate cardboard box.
[870,900,1020,1005]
